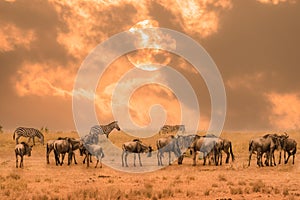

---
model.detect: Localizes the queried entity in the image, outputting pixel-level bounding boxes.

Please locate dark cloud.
[197,0,300,130]
[0,0,299,131]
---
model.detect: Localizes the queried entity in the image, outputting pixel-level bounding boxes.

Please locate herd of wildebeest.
[13,121,297,169]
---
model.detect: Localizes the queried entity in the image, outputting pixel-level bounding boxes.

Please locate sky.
[0,0,300,132]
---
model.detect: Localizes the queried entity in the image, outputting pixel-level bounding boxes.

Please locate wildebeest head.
[25,144,33,157]
[147,146,153,157]
[177,153,185,165]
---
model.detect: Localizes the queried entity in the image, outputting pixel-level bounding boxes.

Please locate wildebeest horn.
[284,132,289,138]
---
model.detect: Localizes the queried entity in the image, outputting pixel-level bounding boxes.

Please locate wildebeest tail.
[249,140,253,152]
[229,142,235,161]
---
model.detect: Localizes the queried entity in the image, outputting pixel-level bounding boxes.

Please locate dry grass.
[0,131,300,199]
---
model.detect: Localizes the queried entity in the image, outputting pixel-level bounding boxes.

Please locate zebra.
[159,125,185,135]
[89,121,121,139]
[13,127,44,145]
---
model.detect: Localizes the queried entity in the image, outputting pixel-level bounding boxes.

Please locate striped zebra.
[159,125,185,135]
[89,121,121,139]
[13,127,44,145]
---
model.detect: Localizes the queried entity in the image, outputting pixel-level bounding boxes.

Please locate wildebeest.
[47,137,82,165]
[200,135,235,165]
[46,139,56,164]
[53,138,80,166]
[80,144,105,168]
[189,136,223,166]
[248,134,281,167]
[122,139,152,167]
[157,135,182,166]
[281,137,297,164]
[15,142,33,168]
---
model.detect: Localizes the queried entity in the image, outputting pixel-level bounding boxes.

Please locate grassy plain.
[0,130,299,199]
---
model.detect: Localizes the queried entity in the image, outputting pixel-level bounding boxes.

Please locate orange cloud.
[158,0,232,37]
[0,24,35,52]
[266,92,300,130]
[14,63,74,98]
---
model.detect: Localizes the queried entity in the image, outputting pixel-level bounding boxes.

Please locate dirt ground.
[0,131,299,200]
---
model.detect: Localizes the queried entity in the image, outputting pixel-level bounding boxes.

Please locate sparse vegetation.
[230,187,243,195]
[0,131,299,199]
[251,180,265,193]
[283,188,289,196]
[218,174,227,182]
[204,189,210,196]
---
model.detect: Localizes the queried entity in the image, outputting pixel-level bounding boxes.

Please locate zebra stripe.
[13,127,44,145]
[159,125,185,135]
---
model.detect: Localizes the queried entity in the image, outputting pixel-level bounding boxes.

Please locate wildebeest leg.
[219,152,222,166]
[272,153,276,166]
[292,153,295,165]
[257,151,263,167]
[32,137,35,146]
[20,155,24,168]
[15,153,18,168]
[138,153,142,166]
[60,153,65,166]
[225,150,230,164]
[168,151,171,165]
[248,151,253,167]
[95,159,99,168]
[278,151,282,165]
[203,152,207,166]
[284,150,287,164]
[27,137,31,143]
[178,154,184,165]
[67,152,72,165]
[133,153,136,167]
[87,153,90,167]
[121,150,125,167]
[46,147,51,164]
[54,150,60,166]
[192,150,197,166]
[72,153,77,164]
[269,151,274,167]
[157,151,161,166]
[285,152,291,164]
[124,151,129,167]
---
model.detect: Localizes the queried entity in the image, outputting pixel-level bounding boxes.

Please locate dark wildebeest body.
[190,136,223,166]
[248,134,280,167]
[53,138,77,166]
[157,135,182,166]
[122,139,152,167]
[80,144,105,168]
[47,138,82,165]
[46,139,56,164]
[281,138,297,164]
[15,142,33,168]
